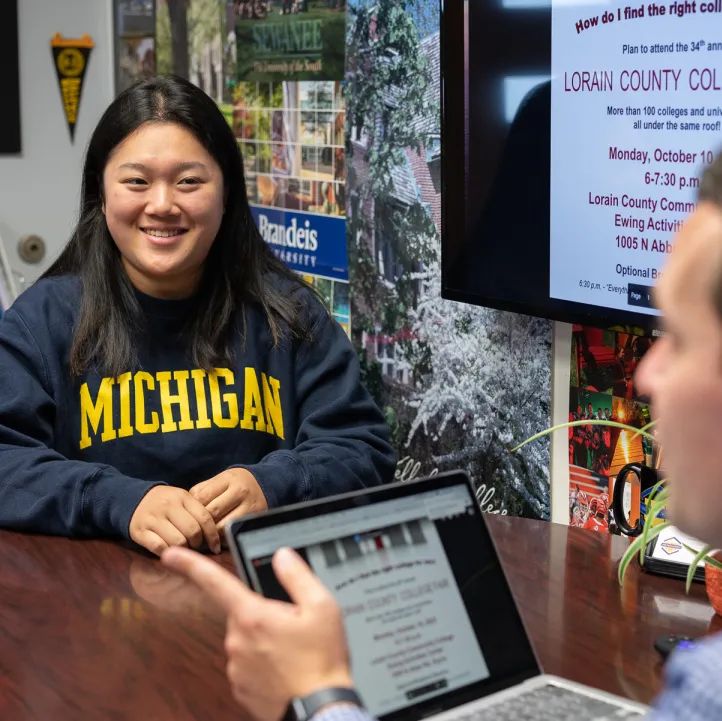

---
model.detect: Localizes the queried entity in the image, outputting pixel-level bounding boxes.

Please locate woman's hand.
[129,486,222,556]
[189,468,268,530]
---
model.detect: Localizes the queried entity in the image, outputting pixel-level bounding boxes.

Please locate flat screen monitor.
[441,0,722,332]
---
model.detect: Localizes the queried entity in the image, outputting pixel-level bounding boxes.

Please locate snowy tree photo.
[406,262,551,518]
[345,0,552,518]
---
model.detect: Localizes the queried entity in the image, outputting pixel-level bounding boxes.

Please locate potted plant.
[512,419,722,614]
[615,478,722,614]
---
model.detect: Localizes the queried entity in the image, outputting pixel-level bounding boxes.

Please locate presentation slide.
[306,517,490,717]
[550,4,721,314]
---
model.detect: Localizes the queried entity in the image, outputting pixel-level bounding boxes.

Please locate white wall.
[550,321,573,524]
[0,0,114,294]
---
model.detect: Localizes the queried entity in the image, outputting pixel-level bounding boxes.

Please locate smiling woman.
[0,76,395,556]
[103,123,225,299]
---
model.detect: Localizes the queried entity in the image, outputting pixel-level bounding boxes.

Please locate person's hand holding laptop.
[165,472,646,721]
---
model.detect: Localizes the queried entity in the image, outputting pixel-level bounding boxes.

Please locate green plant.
[512,418,722,589]
[683,544,722,592]
[615,479,722,591]
[616,477,670,586]
[510,418,656,454]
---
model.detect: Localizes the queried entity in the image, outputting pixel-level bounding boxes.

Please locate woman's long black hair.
[44,75,309,376]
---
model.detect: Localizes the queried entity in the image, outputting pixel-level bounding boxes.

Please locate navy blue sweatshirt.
[0,275,395,539]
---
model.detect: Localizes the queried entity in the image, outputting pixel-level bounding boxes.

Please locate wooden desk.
[0,515,719,720]
[491,515,721,705]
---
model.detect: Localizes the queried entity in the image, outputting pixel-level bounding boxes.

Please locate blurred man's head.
[636,152,722,548]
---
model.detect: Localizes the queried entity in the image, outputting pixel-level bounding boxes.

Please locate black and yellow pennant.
[51,33,94,141]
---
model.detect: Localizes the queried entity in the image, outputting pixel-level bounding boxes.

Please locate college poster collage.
[568,326,657,534]
[119,0,349,324]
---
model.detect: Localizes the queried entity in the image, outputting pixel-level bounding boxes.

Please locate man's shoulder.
[670,630,722,675]
[649,631,722,721]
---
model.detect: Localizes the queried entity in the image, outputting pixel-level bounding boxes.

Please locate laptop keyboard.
[453,684,645,721]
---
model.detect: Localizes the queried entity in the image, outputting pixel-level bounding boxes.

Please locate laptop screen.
[229,473,540,721]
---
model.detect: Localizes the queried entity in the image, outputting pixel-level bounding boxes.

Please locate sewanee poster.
[233,0,346,81]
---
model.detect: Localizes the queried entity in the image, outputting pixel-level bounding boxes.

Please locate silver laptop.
[226,471,647,721]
